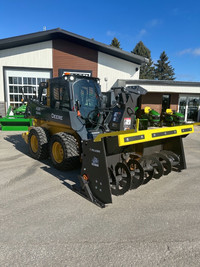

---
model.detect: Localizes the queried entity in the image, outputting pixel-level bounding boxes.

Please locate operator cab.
[47,74,101,129]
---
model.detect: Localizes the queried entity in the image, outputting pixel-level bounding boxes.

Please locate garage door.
[4,68,51,110]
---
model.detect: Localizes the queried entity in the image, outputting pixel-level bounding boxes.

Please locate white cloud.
[193,48,200,56]
[134,18,161,41]
[178,48,192,55]
[147,19,161,28]
[106,30,116,37]
[138,29,147,38]
[178,48,200,56]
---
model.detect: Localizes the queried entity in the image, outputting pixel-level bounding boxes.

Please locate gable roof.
[0,28,148,65]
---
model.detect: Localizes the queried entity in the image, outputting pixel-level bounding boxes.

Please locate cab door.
[50,79,71,110]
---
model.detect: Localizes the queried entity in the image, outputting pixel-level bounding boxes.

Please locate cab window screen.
[53,87,62,101]
[51,82,70,109]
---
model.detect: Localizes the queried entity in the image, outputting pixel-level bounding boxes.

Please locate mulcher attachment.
[73,139,112,208]
[152,152,172,176]
[126,159,144,189]
[73,134,187,208]
[109,162,131,196]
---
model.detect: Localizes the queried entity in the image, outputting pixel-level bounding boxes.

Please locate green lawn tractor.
[139,106,161,129]
[161,109,185,126]
[13,103,27,115]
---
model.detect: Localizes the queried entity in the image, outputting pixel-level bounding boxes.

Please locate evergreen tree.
[132,41,155,79]
[110,37,121,49]
[154,51,175,80]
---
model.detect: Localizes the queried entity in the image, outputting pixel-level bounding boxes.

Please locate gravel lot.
[0,128,200,266]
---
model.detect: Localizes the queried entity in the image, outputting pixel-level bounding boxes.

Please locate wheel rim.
[52,141,64,163]
[31,135,38,153]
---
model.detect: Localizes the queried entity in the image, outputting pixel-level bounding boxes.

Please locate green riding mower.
[139,106,161,130]
[161,109,185,126]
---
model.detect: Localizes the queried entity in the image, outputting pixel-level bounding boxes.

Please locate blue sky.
[1,0,200,81]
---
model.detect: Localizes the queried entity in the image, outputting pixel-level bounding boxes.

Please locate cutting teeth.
[108,150,181,196]
[127,159,144,189]
[152,152,172,175]
[109,162,131,196]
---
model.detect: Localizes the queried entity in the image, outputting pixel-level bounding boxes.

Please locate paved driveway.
[0,128,200,266]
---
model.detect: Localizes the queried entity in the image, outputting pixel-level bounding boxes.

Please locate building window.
[187,97,200,121]
[178,95,200,122]
[8,76,47,108]
[179,96,187,118]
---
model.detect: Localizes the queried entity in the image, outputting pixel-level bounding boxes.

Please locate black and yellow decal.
[118,125,194,147]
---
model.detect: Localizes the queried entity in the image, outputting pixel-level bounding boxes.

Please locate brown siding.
[141,93,163,113]
[53,39,98,77]
[141,93,179,113]
[170,93,179,111]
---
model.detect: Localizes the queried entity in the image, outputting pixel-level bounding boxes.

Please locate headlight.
[69,76,75,81]
[64,75,76,82]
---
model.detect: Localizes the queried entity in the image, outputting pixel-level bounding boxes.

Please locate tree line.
[110,38,175,80]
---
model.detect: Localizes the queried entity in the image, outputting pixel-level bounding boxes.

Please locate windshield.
[73,79,100,119]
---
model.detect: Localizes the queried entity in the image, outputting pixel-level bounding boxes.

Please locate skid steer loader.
[22,74,194,207]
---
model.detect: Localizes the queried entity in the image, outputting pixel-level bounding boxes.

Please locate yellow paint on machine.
[21,118,79,144]
[94,124,194,146]
[118,124,194,147]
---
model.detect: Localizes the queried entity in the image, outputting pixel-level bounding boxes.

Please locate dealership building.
[0,28,200,122]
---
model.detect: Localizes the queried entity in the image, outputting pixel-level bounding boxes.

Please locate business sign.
[59,69,92,77]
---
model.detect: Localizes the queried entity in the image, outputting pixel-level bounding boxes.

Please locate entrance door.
[178,95,200,122]
[162,94,171,112]
[187,97,200,121]
[178,96,187,121]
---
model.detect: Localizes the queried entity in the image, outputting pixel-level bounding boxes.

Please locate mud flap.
[73,139,112,207]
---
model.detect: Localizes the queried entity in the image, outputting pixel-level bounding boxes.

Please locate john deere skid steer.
[22,74,194,207]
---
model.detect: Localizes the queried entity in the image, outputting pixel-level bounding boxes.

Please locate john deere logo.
[51,113,63,120]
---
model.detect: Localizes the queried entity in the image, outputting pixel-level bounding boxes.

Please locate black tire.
[28,127,49,160]
[50,132,80,170]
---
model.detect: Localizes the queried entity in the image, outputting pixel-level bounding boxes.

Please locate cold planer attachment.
[73,124,194,207]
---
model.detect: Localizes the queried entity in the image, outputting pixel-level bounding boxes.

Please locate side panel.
[26,101,88,140]
[81,140,112,204]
